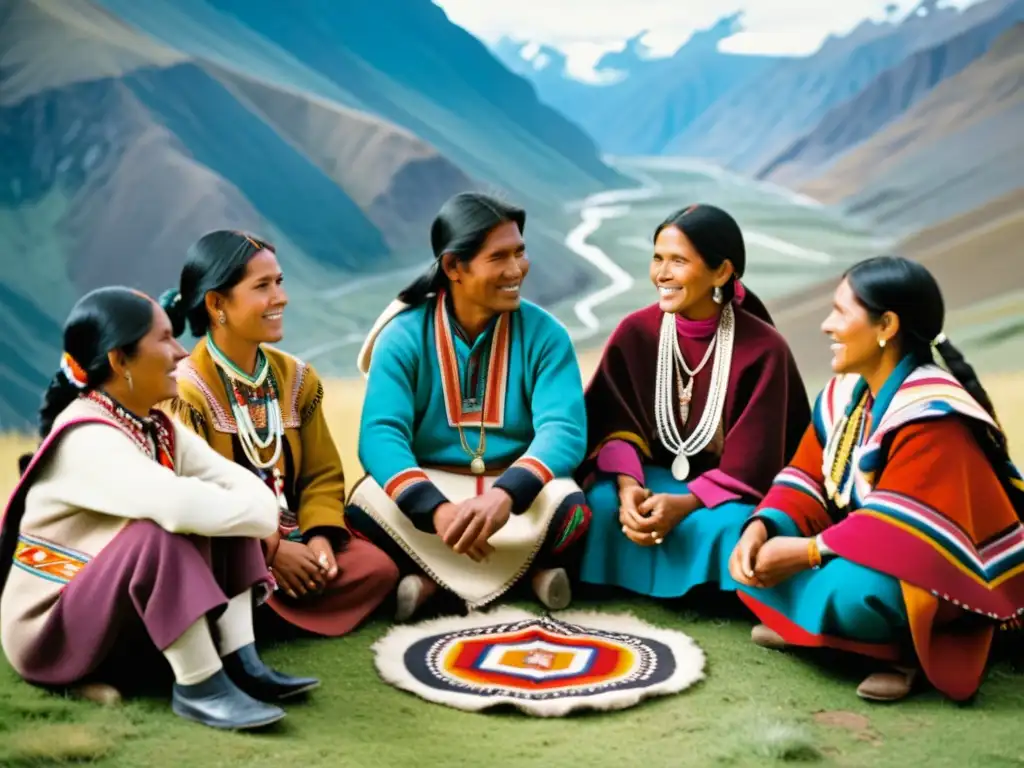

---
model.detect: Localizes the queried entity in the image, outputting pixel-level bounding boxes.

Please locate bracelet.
[807,537,822,569]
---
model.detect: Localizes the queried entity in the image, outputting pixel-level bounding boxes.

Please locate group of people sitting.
[1,193,1021,732]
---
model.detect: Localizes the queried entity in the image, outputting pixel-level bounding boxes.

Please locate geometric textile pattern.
[372,607,705,716]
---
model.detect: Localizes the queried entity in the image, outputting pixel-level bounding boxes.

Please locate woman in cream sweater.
[0,286,316,731]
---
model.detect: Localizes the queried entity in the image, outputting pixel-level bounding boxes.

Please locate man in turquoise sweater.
[347,192,591,621]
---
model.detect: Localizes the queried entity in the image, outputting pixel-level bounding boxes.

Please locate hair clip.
[60,352,88,389]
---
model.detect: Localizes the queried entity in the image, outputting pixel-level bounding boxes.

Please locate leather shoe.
[172,669,285,730]
[223,643,320,702]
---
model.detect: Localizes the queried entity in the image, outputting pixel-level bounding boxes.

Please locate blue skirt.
[579,465,752,598]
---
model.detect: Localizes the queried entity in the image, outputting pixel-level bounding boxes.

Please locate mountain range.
[2,0,1021,433]
[498,0,1023,232]
[494,15,784,157]
[0,0,625,431]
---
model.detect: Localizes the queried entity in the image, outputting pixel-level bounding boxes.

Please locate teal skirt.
[735,507,909,648]
[737,558,909,647]
[579,465,752,598]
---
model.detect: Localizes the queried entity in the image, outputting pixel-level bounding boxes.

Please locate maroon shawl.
[581,302,811,502]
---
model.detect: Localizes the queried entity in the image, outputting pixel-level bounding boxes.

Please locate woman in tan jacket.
[0,287,317,731]
[162,230,398,637]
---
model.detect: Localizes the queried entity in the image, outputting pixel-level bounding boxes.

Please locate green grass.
[2,593,1023,768]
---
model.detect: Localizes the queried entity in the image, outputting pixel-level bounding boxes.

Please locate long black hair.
[654,203,776,326]
[162,230,275,338]
[844,255,1000,427]
[397,192,526,307]
[38,287,154,439]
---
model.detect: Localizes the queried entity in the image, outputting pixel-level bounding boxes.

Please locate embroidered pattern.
[286,353,308,428]
[84,391,175,468]
[772,467,827,508]
[860,490,1024,587]
[301,380,324,424]
[14,534,91,585]
[512,457,554,485]
[179,359,236,433]
[180,348,304,434]
[551,504,591,554]
[385,468,430,500]
[434,292,510,428]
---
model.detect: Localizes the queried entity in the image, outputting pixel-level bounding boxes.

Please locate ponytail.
[159,289,188,338]
[397,261,446,307]
[733,281,776,327]
[38,372,83,439]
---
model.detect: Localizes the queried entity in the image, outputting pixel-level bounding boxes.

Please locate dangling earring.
[125,370,134,392]
[878,338,887,348]
[712,285,723,304]
[218,310,227,325]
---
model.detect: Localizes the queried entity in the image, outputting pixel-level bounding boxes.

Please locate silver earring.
[712,286,723,304]
[878,338,887,348]
[218,311,227,325]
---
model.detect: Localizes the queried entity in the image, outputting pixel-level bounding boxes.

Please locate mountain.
[94,0,624,200]
[667,0,1021,173]
[0,0,624,431]
[798,23,1024,234]
[757,0,1024,185]
[493,15,785,156]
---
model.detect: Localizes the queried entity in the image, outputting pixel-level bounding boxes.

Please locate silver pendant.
[671,453,690,482]
[470,456,486,475]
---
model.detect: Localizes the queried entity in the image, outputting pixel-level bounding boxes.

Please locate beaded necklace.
[823,390,870,509]
[654,302,735,481]
[85,390,175,469]
[206,334,291,527]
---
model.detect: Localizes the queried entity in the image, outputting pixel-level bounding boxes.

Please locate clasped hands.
[618,476,699,546]
[267,533,338,600]
[728,520,813,588]
[433,488,513,563]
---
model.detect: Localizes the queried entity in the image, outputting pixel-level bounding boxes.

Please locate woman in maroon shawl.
[578,204,810,599]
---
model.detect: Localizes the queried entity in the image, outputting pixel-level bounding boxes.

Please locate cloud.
[434,0,982,60]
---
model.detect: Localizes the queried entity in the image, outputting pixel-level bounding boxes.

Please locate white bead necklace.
[231,391,284,471]
[208,336,289,514]
[654,302,735,480]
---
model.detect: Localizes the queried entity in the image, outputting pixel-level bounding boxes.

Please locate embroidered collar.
[822,357,1000,508]
[84,390,175,469]
[206,332,270,388]
[434,290,510,428]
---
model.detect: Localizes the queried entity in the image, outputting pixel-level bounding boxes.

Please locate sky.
[433,0,982,80]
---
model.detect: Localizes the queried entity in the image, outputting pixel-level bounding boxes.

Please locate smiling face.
[821,278,898,375]
[650,224,731,318]
[120,302,189,408]
[448,220,529,315]
[214,249,288,343]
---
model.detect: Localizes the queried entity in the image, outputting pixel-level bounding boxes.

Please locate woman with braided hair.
[730,255,1024,702]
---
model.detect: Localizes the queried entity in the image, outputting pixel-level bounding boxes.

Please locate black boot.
[171,669,285,730]
[222,643,320,702]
